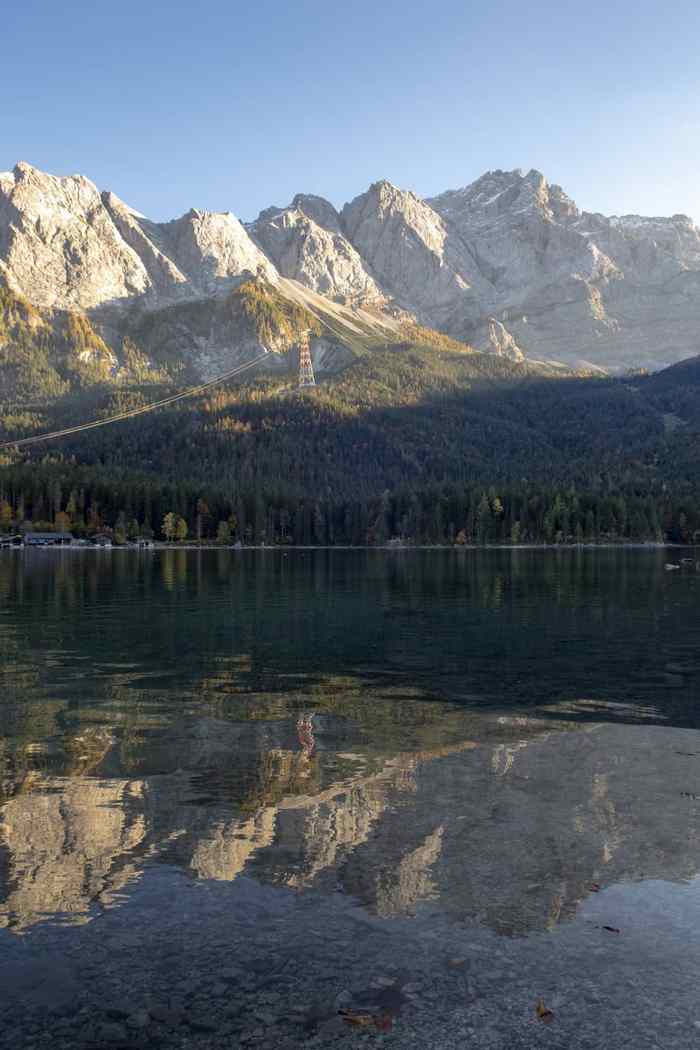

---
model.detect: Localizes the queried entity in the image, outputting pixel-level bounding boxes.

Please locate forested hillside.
[1,332,698,546]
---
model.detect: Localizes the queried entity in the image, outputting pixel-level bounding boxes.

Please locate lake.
[1,548,699,1049]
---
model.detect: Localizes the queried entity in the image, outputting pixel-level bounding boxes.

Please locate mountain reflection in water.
[0,547,699,940]
[2,701,699,935]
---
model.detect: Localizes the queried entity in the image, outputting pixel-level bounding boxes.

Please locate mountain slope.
[249,194,383,303]
[0,163,153,310]
[340,179,488,329]
[1,161,700,389]
[427,169,700,369]
[0,162,279,313]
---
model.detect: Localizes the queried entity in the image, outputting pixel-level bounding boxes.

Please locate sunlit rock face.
[249,195,383,303]
[427,169,700,370]
[472,318,525,362]
[100,190,190,297]
[0,163,277,312]
[153,208,277,293]
[340,180,487,329]
[2,161,700,370]
[0,164,153,311]
[428,169,618,297]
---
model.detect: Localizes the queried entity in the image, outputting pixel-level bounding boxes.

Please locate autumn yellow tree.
[54,511,72,534]
[0,500,12,532]
[161,512,177,542]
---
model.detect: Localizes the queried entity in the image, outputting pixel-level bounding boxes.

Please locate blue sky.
[4,0,699,222]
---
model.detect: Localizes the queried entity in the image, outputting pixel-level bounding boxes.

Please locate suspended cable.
[0,350,270,450]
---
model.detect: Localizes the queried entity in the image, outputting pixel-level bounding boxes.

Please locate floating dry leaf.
[340,1010,374,1028]
[536,999,555,1023]
[339,1009,394,1032]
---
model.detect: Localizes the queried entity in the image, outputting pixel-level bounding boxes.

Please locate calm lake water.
[1,548,699,1049]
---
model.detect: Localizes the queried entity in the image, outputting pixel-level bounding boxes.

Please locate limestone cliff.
[2,161,700,374]
[0,163,152,311]
[340,179,487,329]
[0,162,278,313]
[249,194,382,303]
[428,169,700,369]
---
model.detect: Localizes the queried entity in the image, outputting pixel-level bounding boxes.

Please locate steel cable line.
[0,350,270,450]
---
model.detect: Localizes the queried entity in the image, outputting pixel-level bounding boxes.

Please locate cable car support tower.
[298,332,316,389]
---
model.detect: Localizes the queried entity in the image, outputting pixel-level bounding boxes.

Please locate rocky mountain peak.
[520,168,562,214]
[156,208,278,292]
[355,178,423,216]
[250,192,381,303]
[14,160,42,173]
[428,167,579,229]
[253,204,285,224]
[604,212,700,270]
[1,161,700,373]
[289,193,340,232]
[6,161,98,208]
[0,163,280,310]
[341,179,444,248]
[340,179,485,324]
[0,161,151,310]
[101,190,145,220]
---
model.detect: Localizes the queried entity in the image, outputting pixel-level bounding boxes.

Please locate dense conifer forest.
[1,330,699,546]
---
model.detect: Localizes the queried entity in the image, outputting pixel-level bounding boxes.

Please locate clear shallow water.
[1,548,699,1048]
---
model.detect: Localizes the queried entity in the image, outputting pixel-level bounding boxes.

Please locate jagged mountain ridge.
[0,162,278,311]
[1,160,700,379]
[427,170,700,368]
[249,193,383,304]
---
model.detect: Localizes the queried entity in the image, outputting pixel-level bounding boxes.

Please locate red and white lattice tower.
[298,333,316,388]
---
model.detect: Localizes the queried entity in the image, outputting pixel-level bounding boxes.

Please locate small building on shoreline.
[0,535,23,548]
[23,532,74,547]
